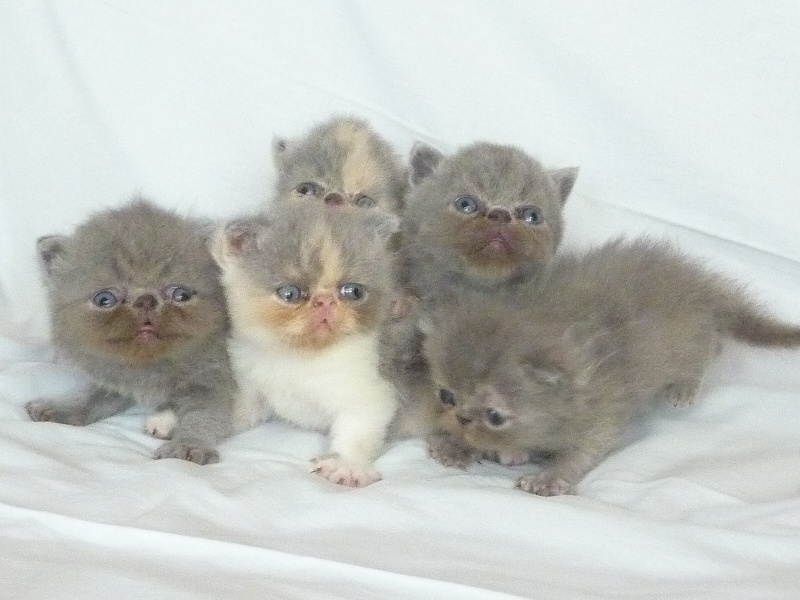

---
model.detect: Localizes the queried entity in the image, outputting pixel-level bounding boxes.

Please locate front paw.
[153,440,219,465]
[427,433,475,469]
[25,400,88,426]
[516,471,574,496]
[496,450,530,467]
[145,409,176,439]
[311,455,381,488]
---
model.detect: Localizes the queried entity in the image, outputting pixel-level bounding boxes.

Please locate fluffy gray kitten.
[272,115,407,213]
[27,199,235,464]
[422,237,800,495]
[385,142,578,438]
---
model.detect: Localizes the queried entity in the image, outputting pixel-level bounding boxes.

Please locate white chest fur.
[227,327,399,433]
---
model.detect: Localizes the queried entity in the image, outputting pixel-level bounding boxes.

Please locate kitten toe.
[516,472,573,496]
[144,409,177,439]
[25,400,88,426]
[427,433,475,469]
[153,440,220,465]
[311,455,382,488]
[662,381,699,408]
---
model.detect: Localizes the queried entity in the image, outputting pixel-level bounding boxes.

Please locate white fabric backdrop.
[1,2,799,598]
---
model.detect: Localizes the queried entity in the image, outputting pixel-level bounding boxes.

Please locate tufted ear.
[209,219,267,265]
[36,235,69,275]
[409,142,445,186]
[272,135,295,172]
[520,324,608,389]
[360,210,401,246]
[549,166,579,205]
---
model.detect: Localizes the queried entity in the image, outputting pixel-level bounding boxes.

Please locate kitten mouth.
[134,323,160,342]
[479,231,515,254]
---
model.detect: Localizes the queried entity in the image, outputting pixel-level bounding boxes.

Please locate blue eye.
[339,283,366,301]
[439,388,456,406]
[276,284,305,303]
[484,408,507,428]
[166,286,194,302]
[92,289,120,309]
[295,182,322,197]
[518,205,544,225]
[355,195,376,208]
[453,195,479,214]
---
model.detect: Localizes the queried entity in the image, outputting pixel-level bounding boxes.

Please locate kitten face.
[38,200,227,366]
[272,116,407,213]
[405,142,578,285]
[214,203,399,352]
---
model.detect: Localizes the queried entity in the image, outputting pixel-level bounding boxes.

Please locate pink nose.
[312,294,337,308]
[324,192,345,206]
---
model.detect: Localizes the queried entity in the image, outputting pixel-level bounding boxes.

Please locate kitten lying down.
[211,202,401,487]
[422,238,800,496]
[26,199,235,464]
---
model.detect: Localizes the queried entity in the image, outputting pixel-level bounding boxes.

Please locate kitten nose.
[456,414,473,426]
[486,208,512,223]
[311,294,337,308]
[323,192,345,206]
[133,294,157,310]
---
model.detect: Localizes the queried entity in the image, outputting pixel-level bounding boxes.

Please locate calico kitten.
[26,199,235,464]
[422,238,800,495]
[272,115,406,213]
[402,141,578,300]
[211,202,400,487]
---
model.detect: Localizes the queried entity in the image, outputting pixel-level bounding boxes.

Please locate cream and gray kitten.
[212,202,401,487]
[423,238,800,495]
[27,199,235,464]
[272,115,406,213]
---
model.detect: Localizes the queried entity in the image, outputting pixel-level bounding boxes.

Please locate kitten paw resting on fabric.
[271,115,407,214]
[211,202,401,487]
[26,199,236,464]
[421,238,800,496]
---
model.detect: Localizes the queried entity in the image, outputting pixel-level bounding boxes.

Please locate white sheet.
[2,2,799,598]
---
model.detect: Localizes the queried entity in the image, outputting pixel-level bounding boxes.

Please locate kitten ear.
[36,235,69,275]
[211,219,265,264]
[549,167,579,205]
[409,142,444,186]
[360,211,401,246]
[520,360,567,387]
[272,136,294,172]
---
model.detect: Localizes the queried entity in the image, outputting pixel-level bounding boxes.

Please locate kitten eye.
[453,195,479,214]
[484,408,507,428]
[339,283,366,302]
[355,195,376,209]
[517,205,544,225]
[438,388,456,406]
[165,286,194,303]
[295,182,322,197]
[91,289,121,309]
[276,284,305,303]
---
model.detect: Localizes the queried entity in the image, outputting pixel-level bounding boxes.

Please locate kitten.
[422,237,800,495]
[211,202,400,487]
[26,199,235,464]
[401,141,578,301]
[385,142,579,438]
[272,115,407,213]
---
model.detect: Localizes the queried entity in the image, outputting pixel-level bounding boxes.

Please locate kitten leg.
[427,432,478,469]
[516,432,619,496]
[152,388,234,465]
[312,405,395,488]
[26,387,133,426]
[144,409,177,439]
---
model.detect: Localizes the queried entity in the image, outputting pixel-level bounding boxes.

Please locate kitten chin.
[421,237,800,496]
[214,202,402,487]
[271,115,407,214]
[28,198,236,465]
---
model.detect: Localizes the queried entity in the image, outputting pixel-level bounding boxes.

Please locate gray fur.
[422,237,800,495]
[27,198,235,464]
[272,115,407,213]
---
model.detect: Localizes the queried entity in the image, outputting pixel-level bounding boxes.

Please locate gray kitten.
[385,142,578,438]
[272,115,407,213]
[402,141,578,300]
[422,237,800,495]
[27,199,235,464]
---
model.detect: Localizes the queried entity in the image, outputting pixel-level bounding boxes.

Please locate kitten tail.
[716,296,800,348]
